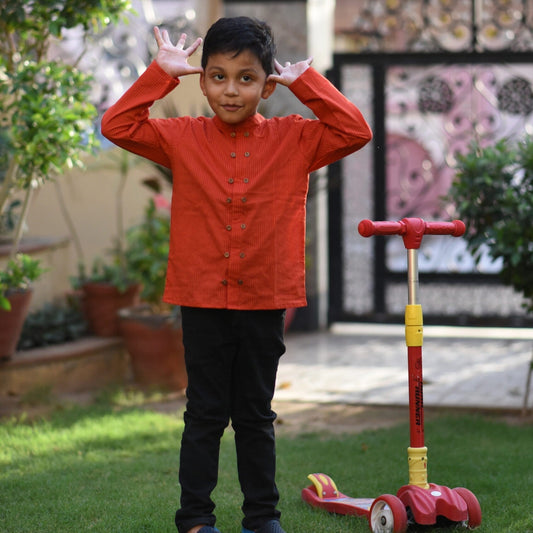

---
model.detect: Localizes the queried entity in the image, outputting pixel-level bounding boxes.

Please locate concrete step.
[0,337,132,410]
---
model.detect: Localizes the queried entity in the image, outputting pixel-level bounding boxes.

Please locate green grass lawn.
[1,394,532,532]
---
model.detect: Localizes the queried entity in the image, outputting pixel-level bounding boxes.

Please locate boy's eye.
[242,75,252,82]
[214,74,224,80]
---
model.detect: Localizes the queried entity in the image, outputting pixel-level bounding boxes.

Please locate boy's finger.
[176,33,187,49]
[153,26,163,46]
[161,29,171,44]
[185,37,203,55]
[267,74,282,84]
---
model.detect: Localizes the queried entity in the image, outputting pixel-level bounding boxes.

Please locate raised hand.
[267,57,313,87]
[153,27,203,78]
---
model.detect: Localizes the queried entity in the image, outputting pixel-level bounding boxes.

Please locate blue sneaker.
[242,520,286,533]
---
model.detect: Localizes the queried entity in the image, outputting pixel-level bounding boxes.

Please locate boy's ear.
[199,72,207,96]
[261,78,276,100]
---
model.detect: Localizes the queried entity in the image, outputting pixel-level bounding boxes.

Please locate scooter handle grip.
[358,219,403,237]
[424,219,465,236]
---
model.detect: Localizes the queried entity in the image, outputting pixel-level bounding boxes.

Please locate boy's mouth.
[222,104,242,112]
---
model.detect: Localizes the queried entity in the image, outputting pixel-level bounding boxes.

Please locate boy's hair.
[201,17,276,76]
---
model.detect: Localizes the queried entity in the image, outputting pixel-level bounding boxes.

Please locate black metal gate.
[327,1,533,326]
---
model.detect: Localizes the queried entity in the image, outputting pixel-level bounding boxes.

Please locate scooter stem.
[407,249,418,305]
[405,248,428,487]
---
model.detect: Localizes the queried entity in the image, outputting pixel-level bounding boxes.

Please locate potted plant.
[449,136,533,313]
[72,255,141,337]
[0,254,45,359]
[118,196,187,390]
[70,150,152,337]
[16,297,87,350]
[0,1,132,343]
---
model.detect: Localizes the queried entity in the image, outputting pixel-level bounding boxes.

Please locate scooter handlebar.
[358,217,465,248]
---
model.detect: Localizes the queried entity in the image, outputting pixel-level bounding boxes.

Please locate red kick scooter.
[301,218,482,532]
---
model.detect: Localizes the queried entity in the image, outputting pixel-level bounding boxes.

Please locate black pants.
[175,307,286,533]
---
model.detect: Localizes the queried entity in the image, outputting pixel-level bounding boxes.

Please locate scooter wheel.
[453,487,482,529]
[369,494,408,533]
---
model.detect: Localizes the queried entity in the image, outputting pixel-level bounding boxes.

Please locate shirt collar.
[212,113,265,134]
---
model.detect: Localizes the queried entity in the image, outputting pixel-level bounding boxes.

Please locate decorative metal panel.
[385,63,533,274]
[334,0,533,53]
[340,65,375,315]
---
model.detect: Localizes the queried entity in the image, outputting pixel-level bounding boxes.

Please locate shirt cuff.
[147,60,181,87]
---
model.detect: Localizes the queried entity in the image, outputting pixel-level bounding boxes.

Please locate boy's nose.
[224,81,238,95]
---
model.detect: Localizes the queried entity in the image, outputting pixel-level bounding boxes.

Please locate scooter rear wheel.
[453,487,482,529]
[369,494,408,533]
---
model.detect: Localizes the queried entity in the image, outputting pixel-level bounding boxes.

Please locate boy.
[102,16,371,533]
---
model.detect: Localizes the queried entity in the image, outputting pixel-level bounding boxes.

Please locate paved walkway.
[275,323,533,411]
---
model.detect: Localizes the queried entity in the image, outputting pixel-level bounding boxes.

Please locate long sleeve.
[288,67,372,172]
[101,61,181,168]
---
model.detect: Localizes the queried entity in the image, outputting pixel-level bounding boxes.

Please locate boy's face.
[200,49,276,125]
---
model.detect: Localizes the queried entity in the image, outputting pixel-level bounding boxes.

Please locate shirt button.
[243,178,249,183]
[224,252,230,258]
[222,279,228,285]
[226,225,232,231]
[228,178,234,184]
[241,197,247,203]
[244,152,250,157]
[241,223,246,229]
[230,132,236,137]
[238,280,243,285]
[244,132,250,137]
[230,152,236,158]
[240,252,246,258]
[226,197,232,203]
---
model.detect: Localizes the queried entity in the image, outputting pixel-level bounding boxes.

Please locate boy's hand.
[267,57,313,86]
[153,27,203,78]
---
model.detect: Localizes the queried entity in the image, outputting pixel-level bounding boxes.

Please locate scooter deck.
[301,473,373,517]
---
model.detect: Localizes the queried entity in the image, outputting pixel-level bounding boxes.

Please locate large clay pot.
[284,307,297,332]
[118,305,187,390]
[0,289,32,360]
[82,282,140,337]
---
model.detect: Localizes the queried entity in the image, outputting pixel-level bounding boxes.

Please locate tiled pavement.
[275,323,533,411]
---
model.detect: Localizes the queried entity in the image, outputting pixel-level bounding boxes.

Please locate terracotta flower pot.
[0,289,33,360]
[118,305,187,390]
[82,282,140,337]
